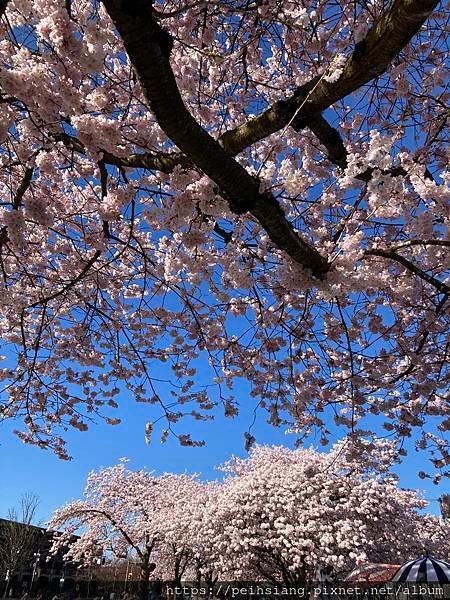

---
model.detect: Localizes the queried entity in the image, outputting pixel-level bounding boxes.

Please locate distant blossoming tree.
[151,480,222,587]
[201,440,450,584]
[48,461,200,600]
[49,444,450,589]
[0,0,448,474]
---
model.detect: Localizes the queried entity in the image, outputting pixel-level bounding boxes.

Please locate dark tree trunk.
[138,550,155,600]
[138,563,150,600]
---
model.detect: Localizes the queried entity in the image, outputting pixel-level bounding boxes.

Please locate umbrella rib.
[393,555,450,584]
[393,558,419,582]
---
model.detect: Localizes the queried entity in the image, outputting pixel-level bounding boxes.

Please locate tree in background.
[0,0,448,476]
[201,440,450,585]
[48,461,200,600]
[153,480,222,588]
[0,493,40,595]
[50,443,450,588]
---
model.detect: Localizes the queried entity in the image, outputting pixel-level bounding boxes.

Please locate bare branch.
[0,493,40,587]
[19,492,40,525]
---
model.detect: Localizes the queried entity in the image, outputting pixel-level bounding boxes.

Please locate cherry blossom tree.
[48,460,200,600]
[50,445,450,590]
[0,0,448,474]
[199,440,450,584]
[154,480,223,588]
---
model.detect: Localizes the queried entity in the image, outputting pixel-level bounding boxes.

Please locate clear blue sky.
[1,9,446,529]
[0,380,290,522]
[0,374,445,523]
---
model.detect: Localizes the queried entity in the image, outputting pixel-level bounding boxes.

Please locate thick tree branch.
[12,167,34,209]
[365,248,449,294]
[101,0,329,277]
[55,132,189,173]
[0,0,10,19]
[0,167,34,248]
[220,0,440,155]
[213,223,233,244]
[306,113,435,182]
[306,114,349,171]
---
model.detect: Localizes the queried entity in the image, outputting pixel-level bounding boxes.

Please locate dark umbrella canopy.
[392,556,450,583]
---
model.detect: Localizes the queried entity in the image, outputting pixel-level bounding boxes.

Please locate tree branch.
[391,239,450,251]
[55,132,189,173]
[57,508,144,559]
[305,113,349,171]
[54,1,442,287]
[306,113,435,182]
[101,0,329,277]
[0,0,10,19]
[365,248,449,294]
[12,167,34,209]
[28,250,102,309]
[0,167,34,248]
[220,0,440,155]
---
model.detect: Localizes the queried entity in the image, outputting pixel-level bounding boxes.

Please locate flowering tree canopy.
[49,444,450,589]
[202,441,450,584]
[151,479,221,585]
[0,0,448,470]
[48,460,201,599]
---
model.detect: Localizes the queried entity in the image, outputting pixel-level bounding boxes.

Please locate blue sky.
[0,376,445,524]
[0,4,447,529]
[0,382,288,522]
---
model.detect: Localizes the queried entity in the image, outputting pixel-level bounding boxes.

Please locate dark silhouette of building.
[0,518,96,598]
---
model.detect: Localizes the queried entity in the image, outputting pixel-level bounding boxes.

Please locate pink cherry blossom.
[0,0,447,477]
[49,443,450,593]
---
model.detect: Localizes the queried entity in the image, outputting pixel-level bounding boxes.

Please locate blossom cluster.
[48,442,450,590]
[0,0,447,476]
